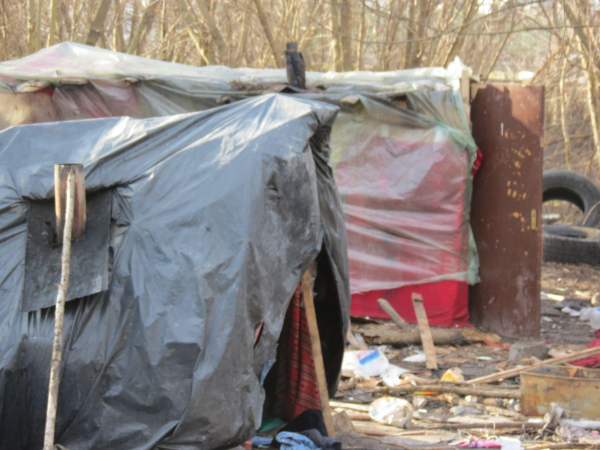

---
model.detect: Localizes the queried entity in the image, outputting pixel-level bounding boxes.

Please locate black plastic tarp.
[0,94,349,449]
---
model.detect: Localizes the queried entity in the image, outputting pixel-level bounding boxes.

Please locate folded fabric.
[275,432,321,450]
[301,429,342,450]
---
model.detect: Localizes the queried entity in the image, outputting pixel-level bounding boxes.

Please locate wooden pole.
[43,166,79,450]
[301,270,336,437]
[378,298,408,329]
[55,164,86,244]
[411,293,438,370]
[467,345,600,384]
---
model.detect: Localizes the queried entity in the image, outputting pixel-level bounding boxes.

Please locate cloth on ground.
[300,430,342,450]
[278,410,328,438]
[572,330,600,368]
[275,432,321,450]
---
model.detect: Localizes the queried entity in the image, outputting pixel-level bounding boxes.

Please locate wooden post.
[411,293,438,370]
[43,166,81,450]
[55,164,86,243]
[285,42,306,90]
[301,270,335,437]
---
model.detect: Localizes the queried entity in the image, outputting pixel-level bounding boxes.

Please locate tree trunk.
[27,0,39,53]
[581,51,600,172]
[404,0,416,68]
[252,0,284,67]
[47,0,60,47]
[329,0,343,71]
[194,0,228,64]
[559,53,573,169]
[356,0,366,70]
[442,0,477,67]
[127,0,160,55]
[85,0,112,47]
[176,0,216,65]
[339,0,352,71]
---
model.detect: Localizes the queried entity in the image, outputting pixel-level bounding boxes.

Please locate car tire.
[543,224,600,265]
[543,169,600,227]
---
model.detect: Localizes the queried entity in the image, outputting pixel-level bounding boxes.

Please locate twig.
[43,171,75,450]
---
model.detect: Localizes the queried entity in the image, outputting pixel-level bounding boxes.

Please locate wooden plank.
[54,164,86,243]
[411,293,438,370]
[467,346,600,384]
[301,270,336,437]
[377,298,408,330]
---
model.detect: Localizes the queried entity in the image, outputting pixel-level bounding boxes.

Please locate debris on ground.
[330,261,600,450]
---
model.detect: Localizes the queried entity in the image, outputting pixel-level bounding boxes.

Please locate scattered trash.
[561,306,580,317]
[498,436,523,450]
[368,397,414,428]
[451,405,484,416]
[455,438,501,448]
[591,308,600,330]
[412,396,428,408]
[403,353,427,363]
[342,350,390,379]
[380,364,411,387]
[442,367,465,382]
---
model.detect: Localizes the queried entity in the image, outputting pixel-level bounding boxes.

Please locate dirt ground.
[541,261,600,345]
[331,262,600,448]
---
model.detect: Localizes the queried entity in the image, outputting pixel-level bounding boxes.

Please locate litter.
[381,364,412,387]
[442,368,466,382]
[403,353,427,363]
[368,397,414,428]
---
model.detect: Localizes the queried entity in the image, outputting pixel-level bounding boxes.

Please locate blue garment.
[275,431,322,450]
[252,436,275,448]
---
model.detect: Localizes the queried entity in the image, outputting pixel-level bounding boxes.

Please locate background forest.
[1,0,600,179]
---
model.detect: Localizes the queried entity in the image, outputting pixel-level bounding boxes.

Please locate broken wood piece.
[346,328,368,350]
[352,418,542,437]
[43,167,79,450]
[302,270,335,437]
[377,298,408,329]
[411,293,438,370]
[457,399,522,418]
[54,164,86,243]
[370,383,521,399]
[354,323,465,347]
[330,401,370,412]
[467,345,600,384]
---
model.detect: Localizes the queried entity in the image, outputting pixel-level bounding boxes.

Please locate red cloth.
[350,280,471,328]
[571,330,600,367]
[273,285,321,420]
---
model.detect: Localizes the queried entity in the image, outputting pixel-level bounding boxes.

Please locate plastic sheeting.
[0,94,349,450]
[0,41,478,300]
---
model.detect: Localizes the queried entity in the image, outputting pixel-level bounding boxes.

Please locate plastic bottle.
[590,308,600,330]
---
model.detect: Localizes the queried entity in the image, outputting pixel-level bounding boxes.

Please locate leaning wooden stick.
[43,170,76,450]
[378,298,408,330]
[301,270,336,437]
[411,293,438,370]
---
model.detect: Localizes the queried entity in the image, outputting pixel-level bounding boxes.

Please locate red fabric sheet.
[350,280,470,328]
[572,330,600,368]
[273,285,321,420]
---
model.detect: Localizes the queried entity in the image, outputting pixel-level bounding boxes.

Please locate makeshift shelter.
[0,42,479,327]
[0,94,349,449]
